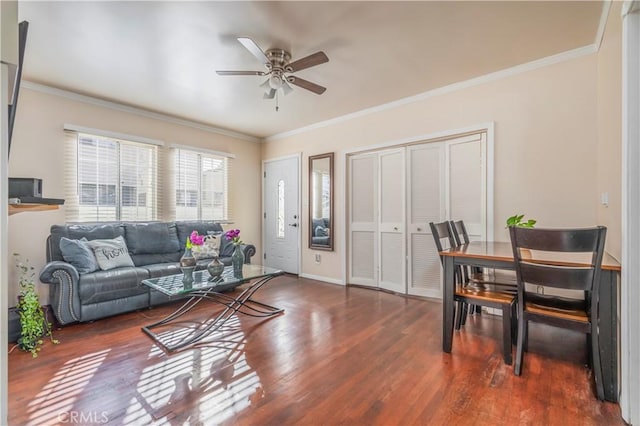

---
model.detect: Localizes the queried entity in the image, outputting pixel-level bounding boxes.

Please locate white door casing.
[263,155,300,274]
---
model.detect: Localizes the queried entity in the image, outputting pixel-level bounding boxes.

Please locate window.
[65,131,160,221]
[173,148,229,221]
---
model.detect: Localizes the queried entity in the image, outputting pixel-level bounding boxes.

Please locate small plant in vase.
[506,214,537,228]
[14,254,58,357]
[224,229,245,277]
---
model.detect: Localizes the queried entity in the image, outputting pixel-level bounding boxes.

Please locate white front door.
[263,156,300,274]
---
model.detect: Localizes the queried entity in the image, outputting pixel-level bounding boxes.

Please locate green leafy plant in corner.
[14,254,58,357]
[506,214,537,228]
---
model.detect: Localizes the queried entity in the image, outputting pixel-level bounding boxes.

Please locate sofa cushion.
[59,237,99,274]
[143,262,181,278]
[78,266,149,305]
[49,223,126,262]
[86,236,135,270]
[124,222,181,255]
[130,252,182,267]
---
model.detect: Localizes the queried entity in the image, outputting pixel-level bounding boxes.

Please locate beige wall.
[7,87,262,303]
[263,54,601,283]
[597,2,623,261]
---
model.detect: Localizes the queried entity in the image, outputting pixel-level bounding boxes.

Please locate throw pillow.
[59,237,99,274]
[86,236,135,270]
[193,236,220,260]
[315,226,329,237]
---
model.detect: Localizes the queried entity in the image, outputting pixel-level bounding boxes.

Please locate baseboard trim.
[299,273,345,286]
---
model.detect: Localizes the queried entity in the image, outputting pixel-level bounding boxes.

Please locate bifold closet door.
[378,149,406,293]
[447,133,486,241]
[348,153,378,287]
[407,143,444,297]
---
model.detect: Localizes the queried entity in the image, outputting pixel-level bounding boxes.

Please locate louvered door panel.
[448,133,485,240]
[349,153,378,286]
[407,143,444,297]
[378,149,405,293]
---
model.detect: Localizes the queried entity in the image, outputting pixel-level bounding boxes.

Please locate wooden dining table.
[440,240,621,402]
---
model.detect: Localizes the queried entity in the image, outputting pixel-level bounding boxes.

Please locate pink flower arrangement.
[186,231,205,249]
[224,229,243,246]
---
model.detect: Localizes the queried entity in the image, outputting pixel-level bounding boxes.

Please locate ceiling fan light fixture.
[268,74,283,90]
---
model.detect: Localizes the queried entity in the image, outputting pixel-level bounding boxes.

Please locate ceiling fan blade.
[287,76,326,95]
[282,80,293,95]
[264,88,276,99]
[216,70,266,76]
[238,37,270,66]
[286,51,329,73]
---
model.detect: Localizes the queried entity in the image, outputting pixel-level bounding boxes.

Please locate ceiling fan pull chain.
[276,91,279,112]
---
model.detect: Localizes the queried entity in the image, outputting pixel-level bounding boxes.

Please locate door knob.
[393,227,398,231]
[417,227,422,231]
[288,223,298,227]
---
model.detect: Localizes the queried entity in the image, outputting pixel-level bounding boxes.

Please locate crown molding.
[22,81,261,143]
[265,44,597,142]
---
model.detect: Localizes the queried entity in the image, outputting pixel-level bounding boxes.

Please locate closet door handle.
[417,227,422,232]
[393,227,398,231]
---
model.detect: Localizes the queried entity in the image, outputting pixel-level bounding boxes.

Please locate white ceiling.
[18,1,603,140]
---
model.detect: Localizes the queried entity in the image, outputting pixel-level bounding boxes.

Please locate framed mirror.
[309,152,334,251]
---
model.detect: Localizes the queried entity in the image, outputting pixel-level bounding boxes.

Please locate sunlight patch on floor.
[124,318,263,424]
[26,349,111,425]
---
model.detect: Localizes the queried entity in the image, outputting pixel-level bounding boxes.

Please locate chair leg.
[590,327,605,400]
[514,314,527,376]
[475,305,482,315]
[501,304,513,365]
[510,303,518,345]
[461,303,468,325]
[455,301,463,330]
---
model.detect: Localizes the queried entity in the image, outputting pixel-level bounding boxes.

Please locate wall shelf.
[9,203,59,216]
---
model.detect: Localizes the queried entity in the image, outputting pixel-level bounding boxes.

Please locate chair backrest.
[450,220,470,245]
[429,221,459,267]
[509,226,607,292]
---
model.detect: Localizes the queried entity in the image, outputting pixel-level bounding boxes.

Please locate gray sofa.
[39,221,256,325]
[311,217,330,246]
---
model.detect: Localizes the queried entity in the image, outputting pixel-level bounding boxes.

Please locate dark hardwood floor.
[8,276,623,425]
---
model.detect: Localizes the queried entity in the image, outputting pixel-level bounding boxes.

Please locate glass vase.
[207,256,225,282]
[180,246,196,268]
[231,245,244,278]
[181,266,195,289]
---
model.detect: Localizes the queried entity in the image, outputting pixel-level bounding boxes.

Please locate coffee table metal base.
[142,274,283,352]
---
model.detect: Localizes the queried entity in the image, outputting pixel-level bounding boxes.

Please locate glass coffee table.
[141,264,284,352]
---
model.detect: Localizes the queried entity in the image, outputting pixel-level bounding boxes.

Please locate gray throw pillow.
[86,236,135,270]
[59,237,99,274]
[315,226,329,237]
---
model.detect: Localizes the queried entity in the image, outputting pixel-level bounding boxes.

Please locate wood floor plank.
[8,276,623,425]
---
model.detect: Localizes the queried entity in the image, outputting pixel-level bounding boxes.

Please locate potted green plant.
[506,214,537,228]
[14,254,58,357]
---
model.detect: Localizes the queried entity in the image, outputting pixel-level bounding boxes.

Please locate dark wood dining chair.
[508,225,607,400]
[449,220,517,319]
[430,221,516,364]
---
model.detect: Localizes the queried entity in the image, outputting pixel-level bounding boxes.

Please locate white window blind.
[64,131,161,222]
[172,148,230,221]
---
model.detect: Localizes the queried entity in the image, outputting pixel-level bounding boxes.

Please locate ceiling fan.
[216,37,329,100]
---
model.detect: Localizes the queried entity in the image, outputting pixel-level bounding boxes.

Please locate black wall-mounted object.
[8,20,29,156]
[9,177,42,198]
